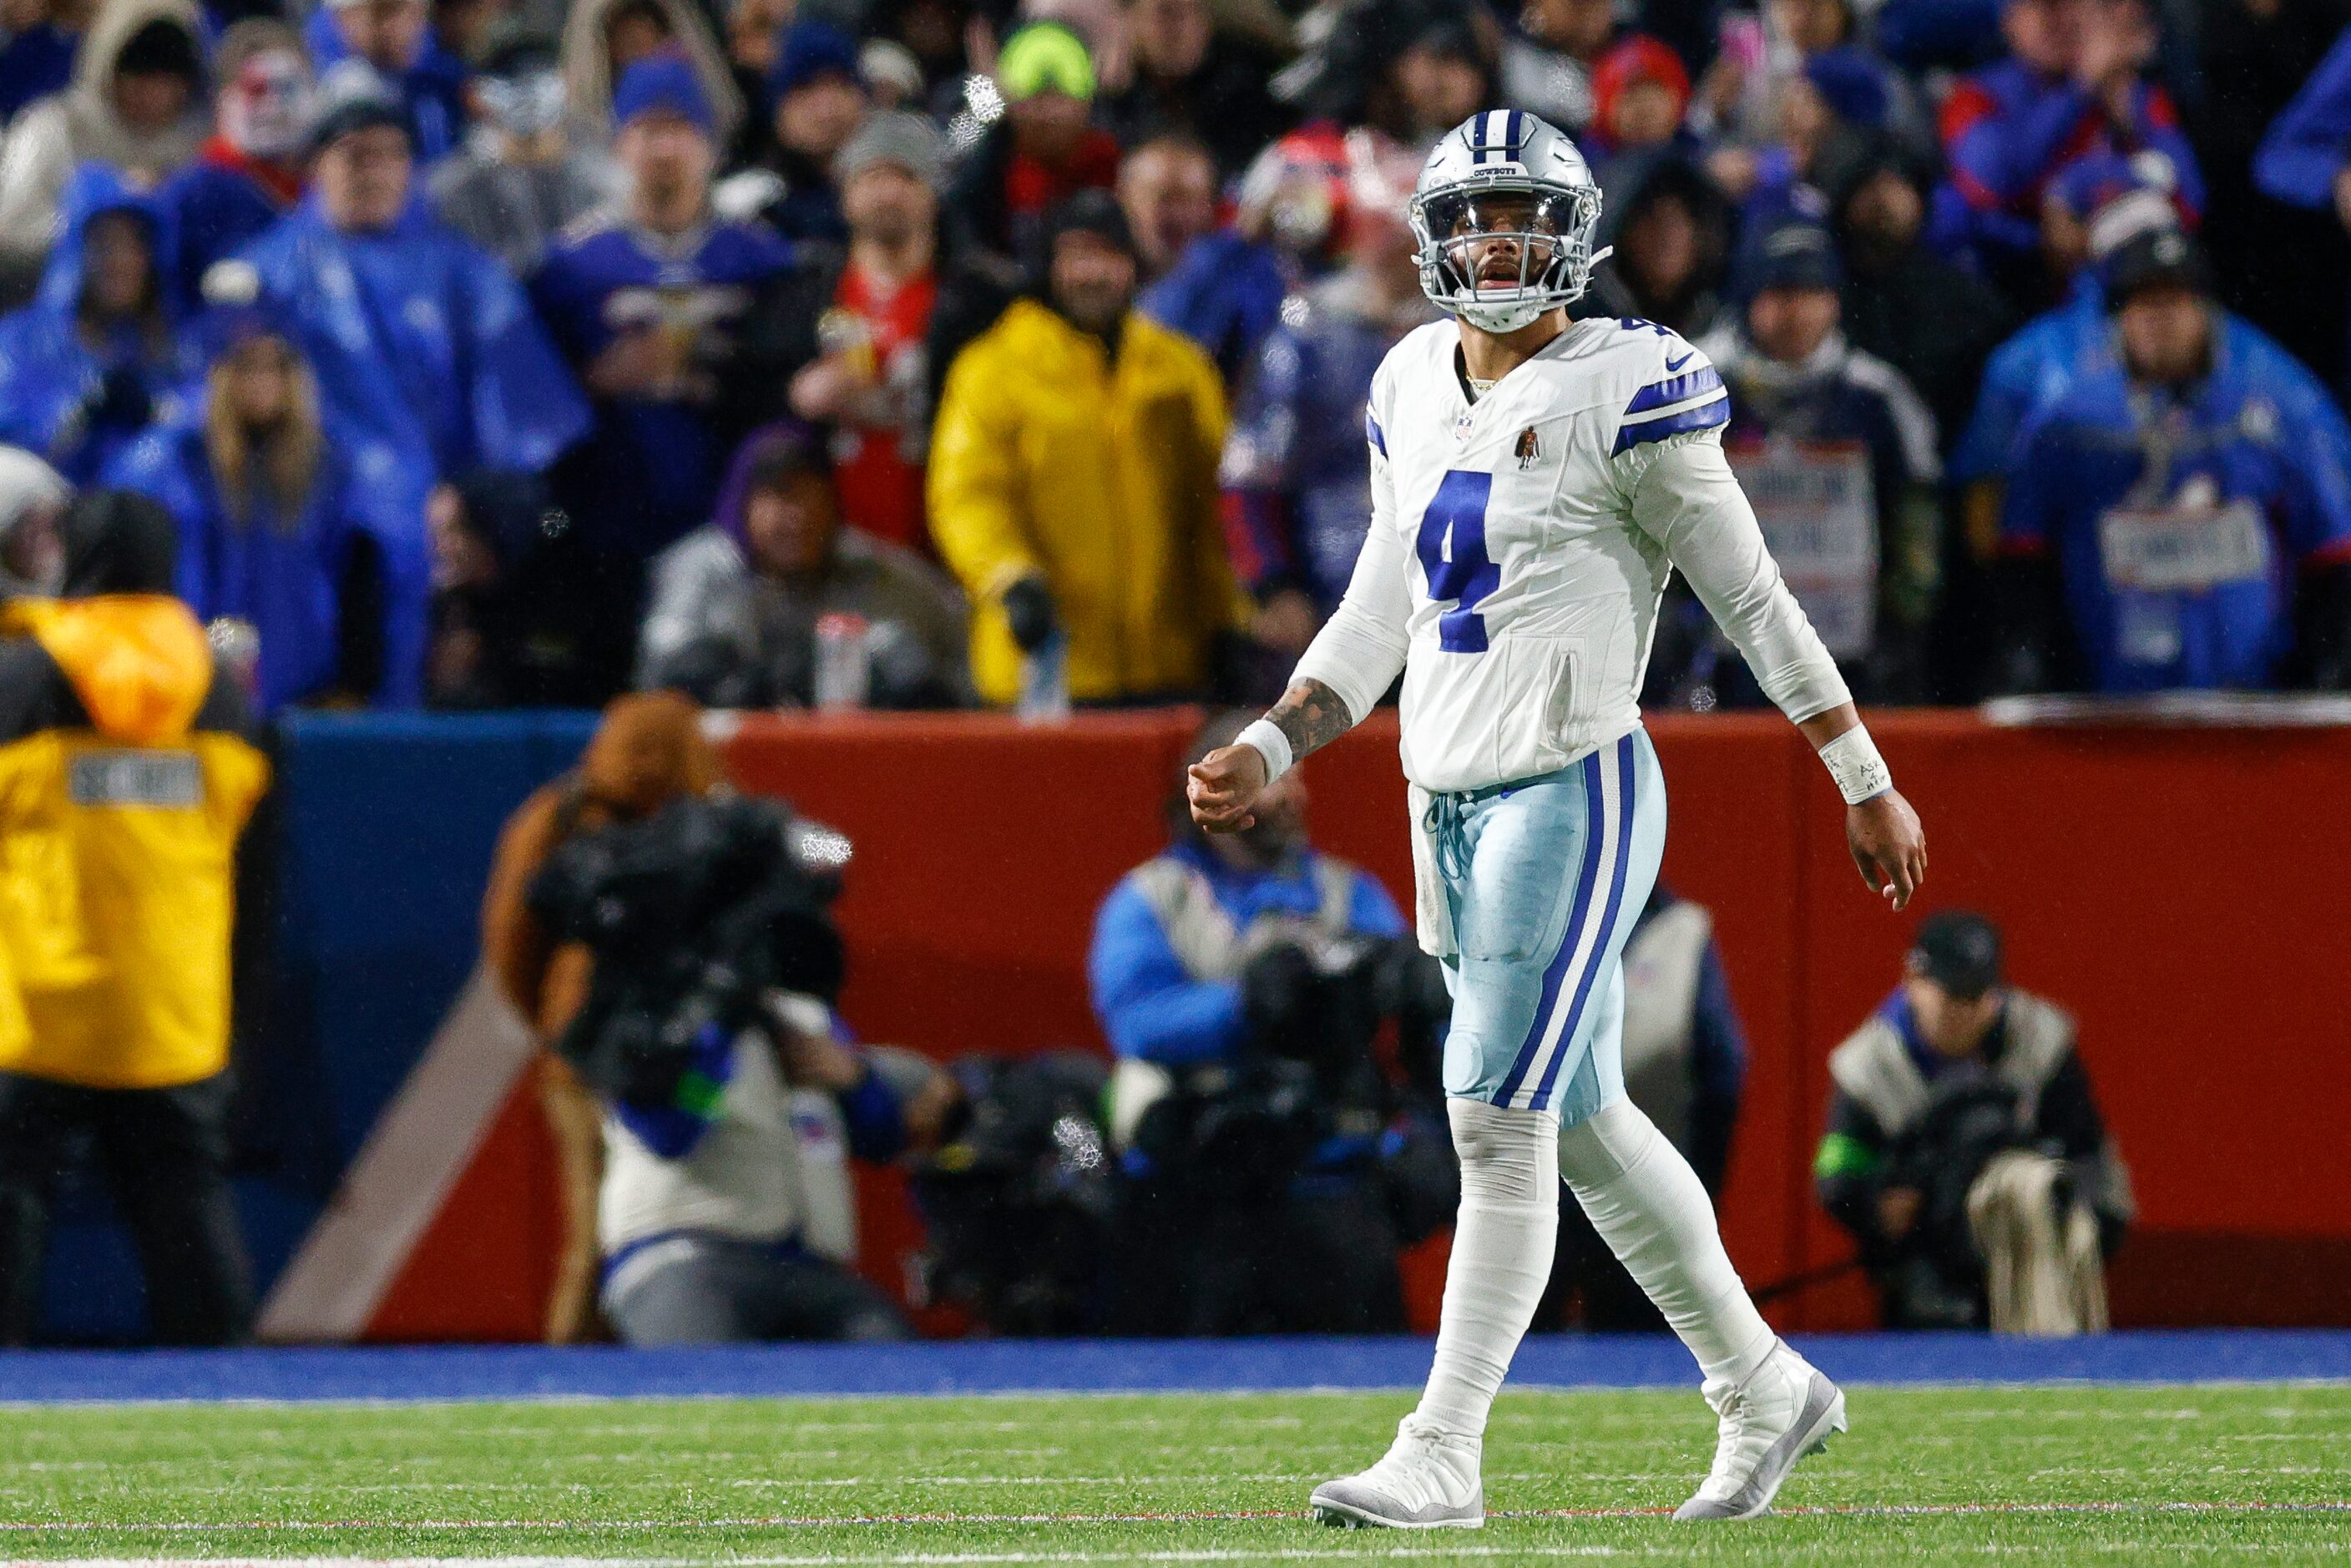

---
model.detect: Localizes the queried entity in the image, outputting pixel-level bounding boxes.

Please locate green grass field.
[0,1383,2343,1565]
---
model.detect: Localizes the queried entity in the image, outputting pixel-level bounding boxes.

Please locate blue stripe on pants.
[1426,730,1666,1126]
[1528,736,1639,1111]
[1491,747,1608,1107]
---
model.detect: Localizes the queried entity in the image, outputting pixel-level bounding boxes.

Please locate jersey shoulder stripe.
[1367,408,1387,455]
[1612,397,1729,454]
[1625,364,1725,416]
[1614,345,1731,455]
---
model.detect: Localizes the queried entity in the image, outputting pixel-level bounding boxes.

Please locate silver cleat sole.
[1309,1483,1485,1530]
[1673,1373,1848,1522]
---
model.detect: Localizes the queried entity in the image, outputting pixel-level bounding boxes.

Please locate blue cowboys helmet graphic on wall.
[1409,110,1610,334]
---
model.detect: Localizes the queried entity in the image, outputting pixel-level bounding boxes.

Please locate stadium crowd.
[3,0,2351,713]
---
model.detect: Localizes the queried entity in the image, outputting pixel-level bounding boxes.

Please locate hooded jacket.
[929,298,1242,705]
[0,165,197,486]
[240,194,592,704]
[559,0,742,150]
[0,491,269,1089]
[0,0,210,266]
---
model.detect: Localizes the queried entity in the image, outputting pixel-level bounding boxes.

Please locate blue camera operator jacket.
[1088,839,1406,1070]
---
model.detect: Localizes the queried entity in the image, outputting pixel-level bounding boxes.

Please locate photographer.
[1088,711,1451,1335]
[524,763,955,1344]
[1815,911,2132,1333]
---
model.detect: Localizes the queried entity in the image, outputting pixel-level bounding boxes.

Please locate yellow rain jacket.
[928,299,1247,705]
[0,596,270,1088]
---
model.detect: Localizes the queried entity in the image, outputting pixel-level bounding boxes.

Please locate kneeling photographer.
[1089,714,1455,1335]
[528,782,954,1344]
[1815,912,2133,1334]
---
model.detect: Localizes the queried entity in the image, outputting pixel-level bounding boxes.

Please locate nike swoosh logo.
[1665,350,1694,372]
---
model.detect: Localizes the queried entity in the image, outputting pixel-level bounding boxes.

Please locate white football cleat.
[1673,1338,1847,1521]
[1310,1412,1485,1529]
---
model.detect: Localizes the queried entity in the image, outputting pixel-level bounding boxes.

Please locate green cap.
[997,21,1095,102]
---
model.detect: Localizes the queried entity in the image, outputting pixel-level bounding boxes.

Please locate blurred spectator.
[636,422,969,709]
[1995,228,2351,693]
[0,444,68,596]
[1549,885,1747,1332]
[0,490,270,1346]
[427,469,635,708]
[0,166,197,486]
[1499,0,1619,133]
[1117,132,1218,285]
[1587,159,1737,340]
[1816,912,2131,1333]
[731,110,1017,556]
[559,0,743,152]
[1098,0,1289,179]
[1373,13,1493,151]
[156,20,311,315]
[1949,180,2176,503]
[430,29,622,276]
[306,0,468,163]
[432,0,506,63]
[715,0,789,164]
[1826,137,2017,452]
[534,54,788,560]
[1090,709,1428,1334]
[1687,220,1941,703]
[870,0,976,117]
[1143,123,1355,385]
[480,690,723,1342]
[745,20,869,246]
[106,288,387,714]
[0,0,210,279]
[0,0,86,125]
[242,76,589,705]
[945,21,1121,264]
[1931,0,2202,306]
[1220,138,1434,650]
[1585,33,1696,210]
[2252,18,2351,389]
[930,191,1242,706]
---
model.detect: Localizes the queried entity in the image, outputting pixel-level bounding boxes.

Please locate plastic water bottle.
[812,612,872,710]
[207,616,260,701]
[1018,631,1071,722]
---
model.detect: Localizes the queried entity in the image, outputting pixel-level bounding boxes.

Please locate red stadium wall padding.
[362,710,2351,1340]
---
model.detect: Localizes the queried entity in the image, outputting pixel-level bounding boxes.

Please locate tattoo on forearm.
[1267,679,1355,761]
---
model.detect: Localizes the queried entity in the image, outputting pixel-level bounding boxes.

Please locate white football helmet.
[1409,111,1609,333]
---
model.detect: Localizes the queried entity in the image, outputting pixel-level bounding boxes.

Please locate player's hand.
[1847,789,1926,910]
[1187,743,1268,833]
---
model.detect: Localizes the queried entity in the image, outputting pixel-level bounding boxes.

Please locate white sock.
[1413,1098,1560,1439]
[1558,1098,1775,1387]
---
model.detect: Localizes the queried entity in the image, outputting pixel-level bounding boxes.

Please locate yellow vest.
[0,598,270,1088]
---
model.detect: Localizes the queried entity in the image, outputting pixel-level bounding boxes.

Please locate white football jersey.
[1293,315,1848,795]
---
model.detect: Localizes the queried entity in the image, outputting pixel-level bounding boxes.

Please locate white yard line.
[2,1500,2348,1535]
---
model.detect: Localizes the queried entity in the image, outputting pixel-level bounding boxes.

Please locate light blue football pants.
[1424,727,1668,1127]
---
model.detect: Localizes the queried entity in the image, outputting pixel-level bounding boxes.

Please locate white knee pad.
[1449,1097,1561,1210]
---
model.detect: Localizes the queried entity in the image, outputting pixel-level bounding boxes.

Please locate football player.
[1188,111,1929,1526]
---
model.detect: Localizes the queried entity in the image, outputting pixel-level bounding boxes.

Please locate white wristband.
[1819,725,1893,805]
[1237,718,1292,785]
